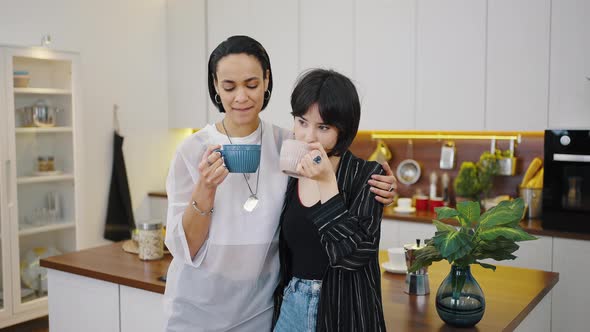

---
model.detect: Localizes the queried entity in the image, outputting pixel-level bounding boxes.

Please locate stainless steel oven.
[543,130,590,233]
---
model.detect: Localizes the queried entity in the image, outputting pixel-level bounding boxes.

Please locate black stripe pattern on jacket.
[272,150,386,332]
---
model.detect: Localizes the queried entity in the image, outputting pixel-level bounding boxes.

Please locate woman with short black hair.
[273,69,387,332]
[290,69,361,157]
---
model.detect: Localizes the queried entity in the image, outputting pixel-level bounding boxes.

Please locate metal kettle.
[17,99,62,127]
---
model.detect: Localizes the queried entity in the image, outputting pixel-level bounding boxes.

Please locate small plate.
[381,262,407,274]
[393,206,416,214]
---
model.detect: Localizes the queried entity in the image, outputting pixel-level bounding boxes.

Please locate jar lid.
[137,220,162,230]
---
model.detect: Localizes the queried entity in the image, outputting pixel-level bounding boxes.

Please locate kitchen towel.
[104,131,135,241]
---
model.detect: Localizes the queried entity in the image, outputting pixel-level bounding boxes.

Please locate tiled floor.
[0,316,48,332]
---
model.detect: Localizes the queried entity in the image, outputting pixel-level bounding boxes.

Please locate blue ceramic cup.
[216,144,261,173]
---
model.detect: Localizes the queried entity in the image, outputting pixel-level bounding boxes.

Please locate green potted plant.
[453,162,481,201]
[408,198,537,327]
[477,151,499,200]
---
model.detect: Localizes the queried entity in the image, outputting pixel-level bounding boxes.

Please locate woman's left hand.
[296,142,335,183]
[368,162,397,205]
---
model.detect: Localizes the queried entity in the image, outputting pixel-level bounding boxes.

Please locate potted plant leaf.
[408,198,537,327]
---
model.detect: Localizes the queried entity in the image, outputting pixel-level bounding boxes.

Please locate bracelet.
[191,200,214,216]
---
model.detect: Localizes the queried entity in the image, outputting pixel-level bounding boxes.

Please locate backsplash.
[349,131,544,202]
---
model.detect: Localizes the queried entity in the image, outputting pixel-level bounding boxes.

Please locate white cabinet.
[397,219,436,247]
[0,47,81,328]
[206,0,299,130]
[515,292,552,332]
[120,285,165,332]
[548,0,590,128]
[169,0,568,131]
[299,0,355,78]
[47,269,164,332]
[47,270,119,332]
[355,0,415,130]
[166,0,207,128]
[380,219,400,249]
[380,219,435,249]
[482,235,553,271]
[551,237,590,331]
[415,0,486,130]
[486,0,551,131]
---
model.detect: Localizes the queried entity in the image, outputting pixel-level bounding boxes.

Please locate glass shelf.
[19,221,75,237]
[13,88,71,95]
[17,175,74,185]
[15,127,73,134]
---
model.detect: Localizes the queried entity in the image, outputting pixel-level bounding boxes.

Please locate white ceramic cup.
[280,139,311,178]
[387,247,406,270]
[397,197,412,209]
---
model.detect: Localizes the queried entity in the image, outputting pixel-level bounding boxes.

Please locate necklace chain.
[221,119,262,198]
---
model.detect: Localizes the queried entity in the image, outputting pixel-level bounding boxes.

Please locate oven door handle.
[553,153,590,163]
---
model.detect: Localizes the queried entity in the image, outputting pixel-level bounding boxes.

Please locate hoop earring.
[214,93,221,104]
[264,90,271,101]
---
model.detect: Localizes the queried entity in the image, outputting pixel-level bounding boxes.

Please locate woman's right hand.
[184,145,227,258]
[197,144,229,189]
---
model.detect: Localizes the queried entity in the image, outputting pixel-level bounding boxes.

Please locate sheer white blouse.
[163,120,290,331]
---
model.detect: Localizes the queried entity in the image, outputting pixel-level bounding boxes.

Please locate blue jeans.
[274,277,322,332]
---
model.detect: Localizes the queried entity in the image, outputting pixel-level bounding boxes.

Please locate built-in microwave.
[542,130,590,233]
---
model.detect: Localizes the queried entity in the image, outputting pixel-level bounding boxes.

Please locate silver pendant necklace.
[222,119,262,212]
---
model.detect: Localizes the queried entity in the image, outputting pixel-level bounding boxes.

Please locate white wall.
[0,0,188,249]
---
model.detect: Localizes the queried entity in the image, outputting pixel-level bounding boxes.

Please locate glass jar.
[137,221,163,260]
[37,156,47,172]
[46,156,55,171]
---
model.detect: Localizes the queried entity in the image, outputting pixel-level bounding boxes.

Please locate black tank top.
[282,182,330,280]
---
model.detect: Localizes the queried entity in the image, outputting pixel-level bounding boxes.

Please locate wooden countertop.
[41,242,558,331]
[149,191,590,241]
[148,191,167,198]
[41,242,170,293]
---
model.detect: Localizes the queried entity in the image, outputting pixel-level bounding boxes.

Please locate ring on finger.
[388,184,396,192]
[313,155,322,165]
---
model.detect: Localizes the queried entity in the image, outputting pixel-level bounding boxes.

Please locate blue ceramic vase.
[435,265,485,327]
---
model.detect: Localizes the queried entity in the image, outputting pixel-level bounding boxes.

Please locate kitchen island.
[41,242,558,332]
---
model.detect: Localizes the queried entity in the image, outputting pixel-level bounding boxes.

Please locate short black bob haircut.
[290,69,360,157]
[207,35,273,113]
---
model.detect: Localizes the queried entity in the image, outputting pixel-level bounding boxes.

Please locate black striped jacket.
[272,150,386,332]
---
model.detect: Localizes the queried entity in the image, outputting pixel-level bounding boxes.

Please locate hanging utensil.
[396,139,422,185]
[439,141,456,169]
[368,139,393,164]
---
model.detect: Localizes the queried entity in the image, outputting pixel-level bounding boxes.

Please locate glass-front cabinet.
[0,46,80,327]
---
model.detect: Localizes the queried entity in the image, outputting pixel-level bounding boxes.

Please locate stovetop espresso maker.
[404,239,430,295]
